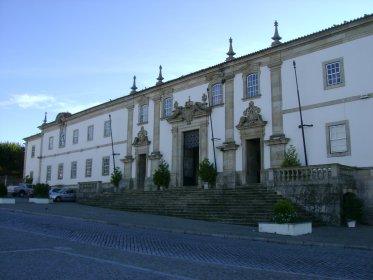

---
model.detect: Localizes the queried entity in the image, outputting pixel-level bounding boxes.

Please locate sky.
[0,0,372,145]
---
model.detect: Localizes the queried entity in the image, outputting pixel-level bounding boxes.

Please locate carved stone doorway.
[137,154,147,190]
[246,139,261,184]
[183,130,199,186]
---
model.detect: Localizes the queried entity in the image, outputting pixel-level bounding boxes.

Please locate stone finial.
[226,37,236,61]
[156,65,164,85]
[43,112,47,124]
[271,20,282,46]
[130,75,137,94]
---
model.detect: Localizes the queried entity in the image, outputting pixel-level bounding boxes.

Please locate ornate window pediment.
[236,101,267,129]
[166,96,210,125]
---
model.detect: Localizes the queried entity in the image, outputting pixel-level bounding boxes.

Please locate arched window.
[139,104,148,124]
[211,83,223,106]
[163,97,173,117]
[246,73,259,98]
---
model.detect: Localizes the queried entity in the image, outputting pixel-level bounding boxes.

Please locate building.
[24,15,373,223]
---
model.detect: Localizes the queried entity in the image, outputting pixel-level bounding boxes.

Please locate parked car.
[7,183,34,197]
[49,186,63,196]
[50,189,76,202]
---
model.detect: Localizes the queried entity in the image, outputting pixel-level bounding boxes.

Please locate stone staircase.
[78,184,319,226]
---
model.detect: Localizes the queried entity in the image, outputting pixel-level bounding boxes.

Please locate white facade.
[24,15,373,190]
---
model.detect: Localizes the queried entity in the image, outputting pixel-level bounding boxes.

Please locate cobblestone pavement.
[1,210,372,279]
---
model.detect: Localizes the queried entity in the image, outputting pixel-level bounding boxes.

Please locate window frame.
[102,156,110,176]
[139,104,149,124]
[322,57,345,90]
[46,165,51,182]
[73,129,79,144]
[162,97,173,118]
[211,83,224,106]
[48,136,54,150]
[325,120,351,157]
[70,161,77,179]
[31,145,35,158]
[242,63,261,100]
[104,120,111,138]
[85,159,93,177]
[57,163,64,180]
[87,125,94,141]
[59,125,66,148]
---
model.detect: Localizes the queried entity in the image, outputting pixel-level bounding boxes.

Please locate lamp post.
[109,114,119,171]
[293,61,312,166]
[206,88,218,172]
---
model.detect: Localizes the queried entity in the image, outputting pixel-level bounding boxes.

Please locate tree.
[153,159,170,190]
[197,158,217,186]
[281,145,301,167]
[0,142,24,177]
[110,167,122,188]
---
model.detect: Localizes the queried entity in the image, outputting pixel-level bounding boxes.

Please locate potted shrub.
[258,199,312,236]
[111,167,123,191]
[29,183,51,204]
[153,159,171,191]
[197,158,217,189]
[342,193,363,227]
[0,183,15,204]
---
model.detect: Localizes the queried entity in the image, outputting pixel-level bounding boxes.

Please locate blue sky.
[0,0,372,144]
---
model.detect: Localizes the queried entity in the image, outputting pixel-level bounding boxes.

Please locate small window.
[48,136,53,150]
[73,129,79,144]
[58,163,64,180]
[246,73,259,98]
[71,161,77,179]
[104,120,111,138]
[31,145,35,158]
[139,104,148,124]
[326,120,351,157]
[87,125,94,141]
[323,58,345,90]
[46,165,51,181]
[163,97,173,117]
[85,159,92,177]
[211,83,223,106]
[102,156,110,176]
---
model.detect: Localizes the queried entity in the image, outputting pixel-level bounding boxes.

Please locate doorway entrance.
[246,138,261,183]
[183,130,199,186]
[137,154,146,190]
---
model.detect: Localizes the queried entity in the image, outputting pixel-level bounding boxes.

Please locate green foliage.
[342,193,363,223]
[25,175,33,184]
[0,183,7,197]
[33,183,49,198]
[281,145,301,167]
[272,199,298,224]
[153,159,171,190]
[0,142,24,177]
[110,167,122,188]
[197,158,217,185]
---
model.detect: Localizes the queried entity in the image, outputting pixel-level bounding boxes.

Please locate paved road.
[1,209,372,279]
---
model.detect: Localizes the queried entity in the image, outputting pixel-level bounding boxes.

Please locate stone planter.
[258,222,312,236]
[203,182,209,190]
[0,198,16,204]
[29,198,52,204]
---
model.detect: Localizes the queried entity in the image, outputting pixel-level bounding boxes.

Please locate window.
[48,136,54,150]
[246,73,259,98]
[104,120,111,138]
[73,129,79,144]
[326,120,351,157]
[71,161,77,179]
[323,58,345,90]
[139,104,148,124]
[163,97,173,117]
[31,145,35,158]
[58,163,64,180]
[85,159,92,177]
[102,156,110,176]
[59,126,66,148]
[211,83,223,106]
[87,125,94,141]
[46,165,51,181]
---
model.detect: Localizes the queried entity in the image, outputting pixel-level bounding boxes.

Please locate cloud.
[0,93,100,114]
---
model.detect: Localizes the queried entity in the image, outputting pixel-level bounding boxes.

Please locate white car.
[49,189,76,202]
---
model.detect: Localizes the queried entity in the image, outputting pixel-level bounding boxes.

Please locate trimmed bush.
[153,159,170,190]
[272,199,298,224]
[282,145,301,167]
[342,192,363,223]
[33,183,49,198]
[111,167,122,188]
[197,158,217,186]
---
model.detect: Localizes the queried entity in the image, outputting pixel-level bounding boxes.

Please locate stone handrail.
[265,164,356,186]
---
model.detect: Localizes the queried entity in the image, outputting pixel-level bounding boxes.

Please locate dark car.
[50,189,76,202]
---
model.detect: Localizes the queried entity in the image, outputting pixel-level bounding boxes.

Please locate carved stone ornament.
[133,126,151,147]
[166,97,210,125]
[236,101,267,129]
